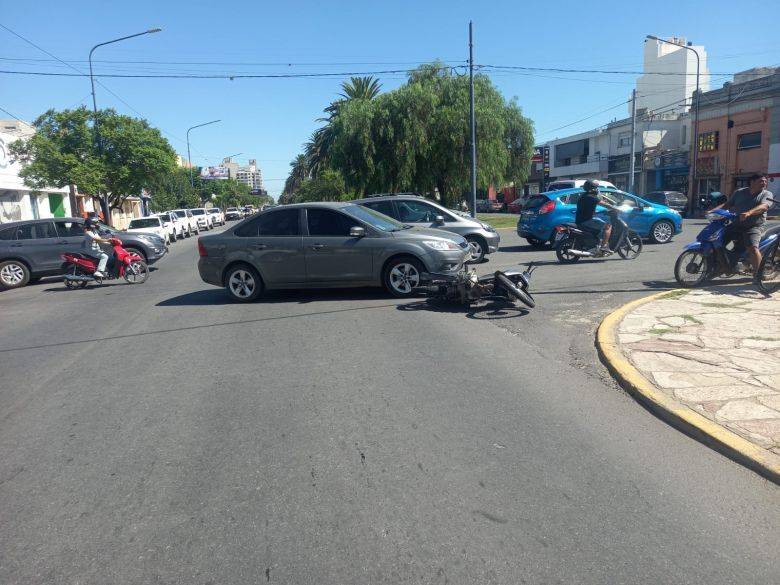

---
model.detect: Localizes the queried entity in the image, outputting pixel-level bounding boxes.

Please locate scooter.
[61,237,149,288]
[674,207,780,287]
[415,263,537,308]
[553,206,643,263]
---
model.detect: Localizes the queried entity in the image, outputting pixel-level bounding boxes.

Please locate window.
[236,209,300,237]
[54,220,84,237]
[737,131,761,150]
[618,132,631,148]
[14,221,58,240]
[396,200,440,223]
[342,205,403,232]
[0,227,16,240]
[698,131,719,152]
[307,208,357,237]
[363,200,397,219]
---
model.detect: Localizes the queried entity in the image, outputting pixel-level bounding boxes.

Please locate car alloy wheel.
[650,220,674,244]
[227,267,262,301]
[0,261,29,288]
[466,237,486,263]
[388,262,420,295]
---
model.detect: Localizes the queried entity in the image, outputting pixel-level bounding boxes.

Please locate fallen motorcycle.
[61,237,149,288]
[414,263,536,308]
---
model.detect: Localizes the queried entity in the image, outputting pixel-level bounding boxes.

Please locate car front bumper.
[484,231,500,253]
[420,249,469,274]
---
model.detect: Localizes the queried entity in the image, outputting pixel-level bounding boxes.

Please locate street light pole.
[89,28,161,225]
[468,21,477,218]
[646,35,700,215]
[186,120,221,188]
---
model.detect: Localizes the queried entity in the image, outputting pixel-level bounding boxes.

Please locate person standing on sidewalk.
[715,173,772,276]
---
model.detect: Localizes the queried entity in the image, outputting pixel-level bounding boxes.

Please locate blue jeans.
[578,217,606,237]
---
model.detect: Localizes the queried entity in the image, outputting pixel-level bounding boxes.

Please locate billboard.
[200,165,230,180]
[531,146,544,163]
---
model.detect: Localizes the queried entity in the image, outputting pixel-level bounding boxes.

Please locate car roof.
[0,217,84,226]
[278,201,353,209]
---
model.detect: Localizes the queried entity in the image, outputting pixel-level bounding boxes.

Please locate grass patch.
[477,213,519,229]
[698,301,751,308]
[649,326,678,335]
[659,289,690,300]
[680,314,703,325]
[747,336,780,342]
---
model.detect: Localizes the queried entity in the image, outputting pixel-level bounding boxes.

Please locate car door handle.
[251,244,267,250]
[10,242,22,247]
[310,243,325,250]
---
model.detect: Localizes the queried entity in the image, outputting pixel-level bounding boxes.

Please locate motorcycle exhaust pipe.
[569,249,594,257]
[63,274,93,282]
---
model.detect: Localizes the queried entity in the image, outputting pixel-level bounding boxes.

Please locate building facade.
[0,120,72,224]
[692,70,780,204]
[547,128,610,184]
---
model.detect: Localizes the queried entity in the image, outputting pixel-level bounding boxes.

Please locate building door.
[48,194,65,217]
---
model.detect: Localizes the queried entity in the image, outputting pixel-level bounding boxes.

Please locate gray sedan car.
[197,202,470,302]
[354,194,500,262]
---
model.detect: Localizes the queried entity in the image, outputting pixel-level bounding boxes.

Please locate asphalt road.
[1,220,778,584]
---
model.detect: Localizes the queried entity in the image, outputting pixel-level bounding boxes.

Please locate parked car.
[517,187,682,246]
[167,211,189,240]
[488,200,505,213]
[207,207,225,226]
[507,198,526,214]
[171,209,199,236]
[126,216,170,243]
[197,202,470,302]
[643,191,688,215]
[189,208,213,231]
[475,199,490,213]
[225,207,242,221]
[0,217,167,289]
[155,212,179,242]
[353,194,500,263]
[546,179,617,191]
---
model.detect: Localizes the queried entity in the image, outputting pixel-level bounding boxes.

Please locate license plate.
[554,231,565,242]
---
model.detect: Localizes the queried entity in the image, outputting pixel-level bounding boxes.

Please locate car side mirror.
[349,226,366,238]
[434,215,445,225]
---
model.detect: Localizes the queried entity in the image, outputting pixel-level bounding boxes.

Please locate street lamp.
[89,28,162,225]
[186,120,221,188]
[646,35,700,215]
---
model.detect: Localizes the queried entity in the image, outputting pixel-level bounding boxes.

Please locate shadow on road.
[397,298,530,320]
[157,287,392,306]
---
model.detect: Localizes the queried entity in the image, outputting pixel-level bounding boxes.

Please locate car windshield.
[159,214,171,221]
[208,209,220,213]
[341,204,405,232]
[129,219,160,228]
[227,208,237,211]
[190,209,205,215]
[547,182,572,191]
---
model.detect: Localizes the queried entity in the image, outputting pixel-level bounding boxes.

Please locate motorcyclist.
[82,217,111,278]
[575,179,619,253]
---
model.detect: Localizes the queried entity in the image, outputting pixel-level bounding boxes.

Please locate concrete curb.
[596,291,780,485]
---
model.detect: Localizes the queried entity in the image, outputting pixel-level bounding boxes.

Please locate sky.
[1,0,777,197]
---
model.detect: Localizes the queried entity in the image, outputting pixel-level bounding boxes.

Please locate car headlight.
[422,240,460,251]
[481,222,496,232]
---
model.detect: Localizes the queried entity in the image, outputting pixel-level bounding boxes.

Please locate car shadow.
[156,287,395,307]
[499,244,549,253]
[397,298,530,320]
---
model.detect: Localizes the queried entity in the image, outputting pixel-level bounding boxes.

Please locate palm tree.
[283,153,309,197]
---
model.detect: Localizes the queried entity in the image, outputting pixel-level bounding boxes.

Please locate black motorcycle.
[415,264,536,308]
[553,207,643,263]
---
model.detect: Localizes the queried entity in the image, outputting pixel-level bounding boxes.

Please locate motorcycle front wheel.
[617,230,643,259]
[123,260,149,284]
[495,272,535,308]
[555,238,580,263]
[674,250,710,287]
[755,239,780,295]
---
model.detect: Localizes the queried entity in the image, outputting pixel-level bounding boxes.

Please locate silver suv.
[354,194,500,262]
[197,202,470,302]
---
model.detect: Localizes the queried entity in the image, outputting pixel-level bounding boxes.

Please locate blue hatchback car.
[517,187,683,246]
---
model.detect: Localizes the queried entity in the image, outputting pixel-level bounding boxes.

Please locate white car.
[207,207,225,226]
[168,211,190,239]
[171,209,199,237]
[155,212,179,242]
[189,208,213,230]
[126,216,171,244]
[225,207,242,221]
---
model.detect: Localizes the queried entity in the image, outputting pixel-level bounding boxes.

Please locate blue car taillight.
[538,200,556,214]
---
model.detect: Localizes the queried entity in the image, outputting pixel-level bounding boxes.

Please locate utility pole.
[468,21,477,218]
[628,88,637,193]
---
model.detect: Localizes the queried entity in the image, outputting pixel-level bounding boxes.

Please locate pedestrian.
[714,173,773,277]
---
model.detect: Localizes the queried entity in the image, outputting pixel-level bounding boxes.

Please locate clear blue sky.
[1,0,777,197]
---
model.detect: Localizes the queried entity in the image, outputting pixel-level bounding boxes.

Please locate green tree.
[148,167,199,212]
[10,107,177,216]
[283,154,309,197]
[293,169,351,203]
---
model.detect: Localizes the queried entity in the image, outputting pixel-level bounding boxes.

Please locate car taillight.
[538,200,556,214]
[197,239,207,257]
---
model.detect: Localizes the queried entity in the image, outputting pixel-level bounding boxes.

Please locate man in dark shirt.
[715,173,773,275]
[576,180,616,251]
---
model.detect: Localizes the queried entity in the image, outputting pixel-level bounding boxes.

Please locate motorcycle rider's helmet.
[582,179,600,193]
[84,217,99,229]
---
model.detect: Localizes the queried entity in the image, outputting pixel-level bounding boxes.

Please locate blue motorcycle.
[674,208,780,287]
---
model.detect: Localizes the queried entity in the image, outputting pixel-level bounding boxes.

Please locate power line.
[0,56,467,67]
[536,99,630,137]
[0,105,23,121]
[479,64,771,76]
